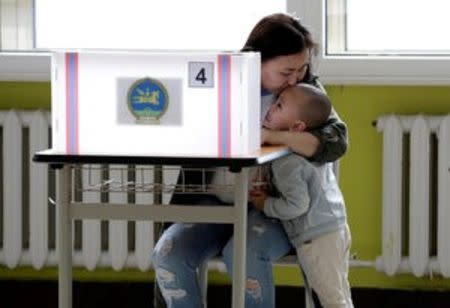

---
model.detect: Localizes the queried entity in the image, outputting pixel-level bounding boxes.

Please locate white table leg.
[232,168,249,308]
[56,166,72,308]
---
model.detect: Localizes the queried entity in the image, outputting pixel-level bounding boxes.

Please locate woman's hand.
[249,188,268,211]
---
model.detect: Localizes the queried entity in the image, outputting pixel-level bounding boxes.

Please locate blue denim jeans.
[151,195,292,308]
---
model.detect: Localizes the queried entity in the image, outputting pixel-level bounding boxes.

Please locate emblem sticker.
[127,77,169,123]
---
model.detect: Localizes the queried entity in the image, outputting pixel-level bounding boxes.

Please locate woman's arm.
[308,79,349,163]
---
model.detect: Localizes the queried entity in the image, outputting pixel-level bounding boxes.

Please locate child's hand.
[249,188,268,211]
[261,128,271,145]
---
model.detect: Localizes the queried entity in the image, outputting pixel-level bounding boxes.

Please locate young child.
[250,83,354,308]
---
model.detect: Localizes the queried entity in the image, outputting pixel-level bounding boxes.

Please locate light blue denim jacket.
[263,154,347,247]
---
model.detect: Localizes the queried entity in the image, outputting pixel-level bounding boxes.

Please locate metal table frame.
[33,146,290,308]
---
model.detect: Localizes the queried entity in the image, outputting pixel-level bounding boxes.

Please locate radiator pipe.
[4,252,447,277]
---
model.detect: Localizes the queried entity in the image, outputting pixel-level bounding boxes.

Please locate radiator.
[375,114,450,277]
[0,110,155,271]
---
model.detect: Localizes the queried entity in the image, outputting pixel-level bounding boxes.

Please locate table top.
[33,146,291,171]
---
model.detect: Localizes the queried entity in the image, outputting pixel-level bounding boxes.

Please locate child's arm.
[249,188,268,211]
[261,156,311,220]
[262,108,348,163]
[262,129,319,157]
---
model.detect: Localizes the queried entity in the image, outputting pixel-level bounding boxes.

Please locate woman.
[151,13,348,307]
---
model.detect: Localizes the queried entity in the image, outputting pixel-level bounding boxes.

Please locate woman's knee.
[152,223,215,270]
[221,236,268,275]
[151,235,178,268]
[151,225,192,269]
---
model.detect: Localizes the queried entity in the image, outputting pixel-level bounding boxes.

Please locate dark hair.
[294,83,331,129]
[242,13,318,83]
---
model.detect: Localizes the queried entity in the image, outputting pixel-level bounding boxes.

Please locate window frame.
[289,0,450,85]
[0,52,50,81]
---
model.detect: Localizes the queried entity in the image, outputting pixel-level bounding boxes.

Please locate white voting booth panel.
[51,50,261,156]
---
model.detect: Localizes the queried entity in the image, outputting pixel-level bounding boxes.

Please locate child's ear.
[290,120,306,132]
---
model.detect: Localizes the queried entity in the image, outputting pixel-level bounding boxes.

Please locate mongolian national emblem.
[127,77,169,123]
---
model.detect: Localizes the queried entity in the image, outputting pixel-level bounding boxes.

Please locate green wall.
[0,82,51,109]
[326,85,450,290]
[1,82,450,290]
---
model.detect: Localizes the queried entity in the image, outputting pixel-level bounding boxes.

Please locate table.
[33,146,290,308]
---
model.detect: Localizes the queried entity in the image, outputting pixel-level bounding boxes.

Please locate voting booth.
[34,49,295,308]
[50,50,261,156]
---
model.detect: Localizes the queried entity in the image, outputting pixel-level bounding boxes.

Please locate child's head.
[262,83,331,132]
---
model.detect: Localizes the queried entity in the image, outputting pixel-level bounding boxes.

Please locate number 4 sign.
[188,62,214,88]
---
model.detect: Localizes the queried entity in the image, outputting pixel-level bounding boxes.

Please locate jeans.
[151,196,292,308]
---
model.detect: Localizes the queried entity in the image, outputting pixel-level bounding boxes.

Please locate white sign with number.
[189,62,214,87]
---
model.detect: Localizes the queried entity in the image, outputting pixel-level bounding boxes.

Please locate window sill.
[0,52,51,81]
[317,55,450,85]
[2,51,450,85]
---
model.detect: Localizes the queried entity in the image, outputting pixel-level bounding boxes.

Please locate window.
[291,0,450,84]
[35,0,285,50]
[328,0,450,55]
[0,0,285,80]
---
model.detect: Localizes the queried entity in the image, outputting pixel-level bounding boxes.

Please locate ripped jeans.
[151,195,292,308]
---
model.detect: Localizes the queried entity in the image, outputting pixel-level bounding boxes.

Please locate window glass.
[327,0,450,55]
[35,0,286,50]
